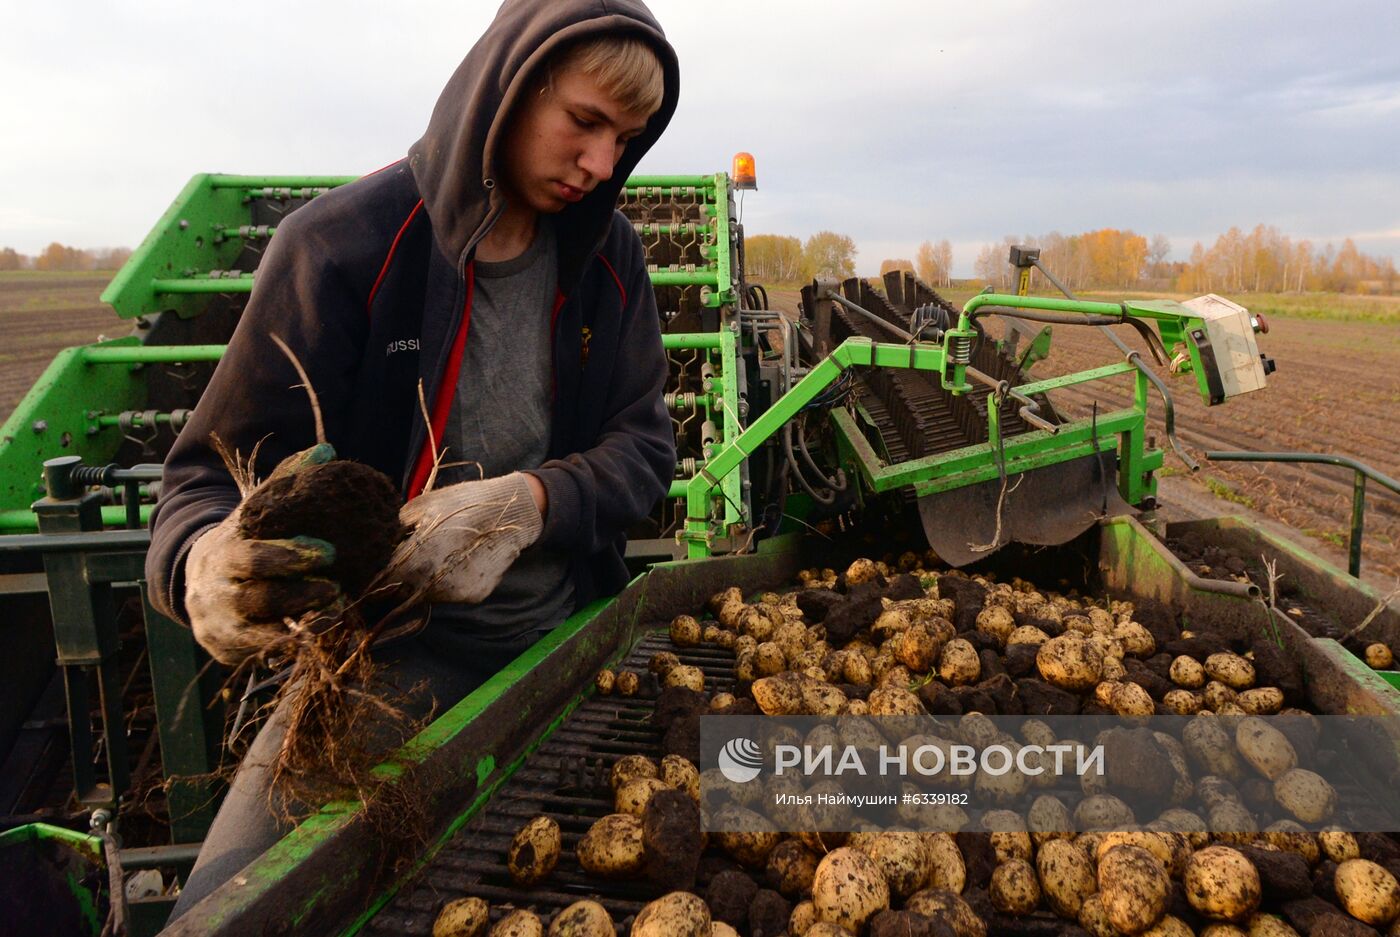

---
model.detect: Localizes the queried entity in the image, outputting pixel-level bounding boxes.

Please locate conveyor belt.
[811,274,1058,468]
[364,632,738,934]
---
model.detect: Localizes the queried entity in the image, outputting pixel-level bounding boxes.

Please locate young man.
[146,0,679,917]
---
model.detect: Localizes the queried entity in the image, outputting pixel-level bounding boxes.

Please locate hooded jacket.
[146,0,681,626]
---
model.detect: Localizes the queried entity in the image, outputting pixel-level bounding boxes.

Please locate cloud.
[0,0,1395,279]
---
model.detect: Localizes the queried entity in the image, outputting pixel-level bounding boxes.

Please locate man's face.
[499,64,652,214]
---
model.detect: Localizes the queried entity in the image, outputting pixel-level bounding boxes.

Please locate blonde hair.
[546,34,665,116]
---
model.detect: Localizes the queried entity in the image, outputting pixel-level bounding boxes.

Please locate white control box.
[1181,293,1269,401]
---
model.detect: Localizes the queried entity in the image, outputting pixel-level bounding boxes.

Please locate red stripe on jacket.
[597,253,627,308]
[406,262,474,499]
[367,199,424,316]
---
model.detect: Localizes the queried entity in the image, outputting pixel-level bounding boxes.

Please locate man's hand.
[184,444,344,666]
[389,472,544,604]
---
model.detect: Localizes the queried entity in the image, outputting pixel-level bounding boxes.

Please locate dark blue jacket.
[147,0,681,626]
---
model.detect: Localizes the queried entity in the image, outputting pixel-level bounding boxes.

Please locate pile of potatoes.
[433,555,1400,936]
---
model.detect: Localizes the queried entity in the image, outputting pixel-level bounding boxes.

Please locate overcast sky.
[2,1,1396,276]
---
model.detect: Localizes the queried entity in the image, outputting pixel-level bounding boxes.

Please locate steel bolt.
[31,420,46,433]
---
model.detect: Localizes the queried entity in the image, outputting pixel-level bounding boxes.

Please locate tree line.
[745,225,1397,296]
[0,243,133,272]
[972,226,1396,295]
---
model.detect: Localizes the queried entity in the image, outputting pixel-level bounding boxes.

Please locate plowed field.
[0,272,124,417]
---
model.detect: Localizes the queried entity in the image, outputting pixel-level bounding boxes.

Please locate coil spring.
[69,464,117,485]
[948,332,974,366]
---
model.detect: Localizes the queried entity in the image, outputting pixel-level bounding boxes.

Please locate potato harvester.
[0,164,1396,936]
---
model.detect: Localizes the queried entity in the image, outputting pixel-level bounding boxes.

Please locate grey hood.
[407,0,681,289]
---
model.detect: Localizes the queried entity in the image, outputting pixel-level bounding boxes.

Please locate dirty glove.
[184,444,344,665]
[389,472,543,604]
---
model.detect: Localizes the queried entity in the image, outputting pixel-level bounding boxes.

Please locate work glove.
[184,444,344,665]
[388,472,543,604]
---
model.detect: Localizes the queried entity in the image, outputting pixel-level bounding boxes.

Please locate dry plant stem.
[968,473,1025,554]
[1341,581,1400,643]
[270,333,326,446]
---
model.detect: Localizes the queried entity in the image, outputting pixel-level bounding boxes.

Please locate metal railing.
[1205,450,1400,578]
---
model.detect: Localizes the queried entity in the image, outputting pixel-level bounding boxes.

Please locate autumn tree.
[802,231,857,281]
[0,247,23,271]
[915,239,954,287]
[1148,234,1172,278]
[744,234,803,283]
[34,242,89,271]
[973,244,1007,289]
[879,258,914,275]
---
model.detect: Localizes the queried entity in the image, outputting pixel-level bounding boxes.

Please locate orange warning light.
[732,152,757,190]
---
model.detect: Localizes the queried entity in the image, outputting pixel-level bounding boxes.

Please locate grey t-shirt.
[429,219,575,644]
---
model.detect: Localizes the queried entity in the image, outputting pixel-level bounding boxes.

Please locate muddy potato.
[1335,858,1400,926]
[1027,795,1074,847]
[1078,894,1118,937]
[615,671,640,696]
[1097,844,1171,935]
[1273,768,1336,823]
[843,651,873,686]
[1037,838,1096,919]
[811,847,891,932]
[1206,653,1256,690]
[507,816,561,886]
[708,692,737,712]
[709,586,743,613]
[491,910,543,937]
[1243,915,1299,937]
[868,686,923,716]
[1007,625,1051,647]
[1114,622,1156,658]
[1319,828,1361,863]
[1184,846,1261,923]
[752,674,804,715]
[1262,821,1320,865]
[863,831,929,898]
[434,897,491,937]
[663,664,705,692]
[1157,808,1209,848]
[577,814,646,878]
[1162,689,1203,715]
[547,900,615,937]
[631,891,711,937]
[1237,687,1284,715]
[616,777,669,817]
[789,901,818,936]
[669,614,702,647]
[1184,716,1247,780]
[1170,656,1206,688]
[1037,631,1104,691]
[976,606,1016,645]
[924,832,966,892]
[713,807,781,867]
[1365,643,1395,669]
[753,642,786,677]
[905,889,986,937]
[594,668,617,695]
[802,926,849,937]
[895,626,939,673]
[709,924,738,937]
[1075,794,1135,830]
[1235,717,1297,780]
[660,754,700,802]
[610,755,659,791]
[846,557,879,585]
[767,839,820,899]
[1204,681,1238,711]
[1094,680,1154,716]
[992,859,1041,915]
[938,638,981,686]
[1141,917,1194,937]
